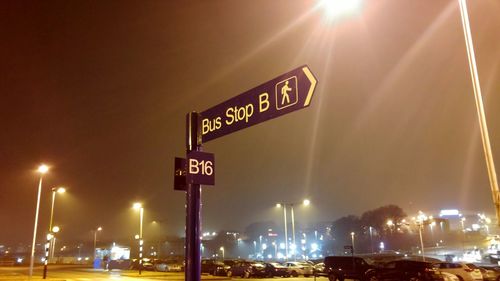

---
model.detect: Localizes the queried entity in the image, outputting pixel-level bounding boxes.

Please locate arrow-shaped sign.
[200,65,317,143]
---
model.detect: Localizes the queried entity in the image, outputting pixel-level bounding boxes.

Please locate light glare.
[319,0,362,20]
[37,164,49,174]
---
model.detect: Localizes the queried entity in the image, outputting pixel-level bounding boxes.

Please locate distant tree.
[330,215,361,252]
[360,204,407,235]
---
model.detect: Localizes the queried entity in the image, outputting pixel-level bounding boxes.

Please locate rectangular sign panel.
[174,157,187,191]
[187,151,215,185]
[200,65,317,143]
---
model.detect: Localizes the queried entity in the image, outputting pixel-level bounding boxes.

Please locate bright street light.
[219,246,225,260]
[30,164,49,278]
[276,199,311,260]
[44,186,66,278]
[133,202,144,275]
[350,232,355,254]
[93,226,102,261]
[37,164,49,174]
[317,0,363,21]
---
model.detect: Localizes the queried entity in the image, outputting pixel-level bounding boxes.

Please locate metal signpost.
[175,65,317,281]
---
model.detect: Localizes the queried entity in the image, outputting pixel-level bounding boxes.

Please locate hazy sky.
[1,0,499,245]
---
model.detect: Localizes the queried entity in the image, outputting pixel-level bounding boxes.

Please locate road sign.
[187,151,215,185]
[174,157,187,191]
[200,65,317,142]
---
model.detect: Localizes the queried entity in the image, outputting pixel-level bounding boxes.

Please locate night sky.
[1,1,499,245]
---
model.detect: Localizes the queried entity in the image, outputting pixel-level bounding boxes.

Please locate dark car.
[107,259,132,270]
[130,258,154,271]
[324,256,377,281]
[201,259,229,276]
[474,265,500,281]
[372,260,444,281]
[226,261,267,278]
[265,262,291,277]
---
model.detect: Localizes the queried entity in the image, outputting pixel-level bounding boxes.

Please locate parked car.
[285,261,314,277]
[265,262,291,277]
[154,259,184,272]
[107,259,131,270]
[130,258,154,271]
[226,260,266,278]
[442,272,460,281]
[201,259,229,276]
[314,262,327,277]
[435,262,482,281]
[324,256,377,281]
[472,265,500,281]
[371,259,444,281]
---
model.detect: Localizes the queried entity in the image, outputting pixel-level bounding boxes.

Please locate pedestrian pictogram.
[276,76,298,110]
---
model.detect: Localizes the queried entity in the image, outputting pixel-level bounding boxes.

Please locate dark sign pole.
[177,66,316,281]
[185,112,202,281]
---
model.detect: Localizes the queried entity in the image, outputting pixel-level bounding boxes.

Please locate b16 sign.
[187,151,215,185]
[201,65,317,142]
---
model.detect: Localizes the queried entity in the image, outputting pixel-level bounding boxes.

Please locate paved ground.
[0,265,224,280]
[0,265,326,281]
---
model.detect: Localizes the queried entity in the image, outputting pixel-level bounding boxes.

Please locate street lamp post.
[133,203,144,275]
[369,226,374,253]
[276,203,289,260]
[259,235,263,256]
[276,199,310,261]
[461,217,466,252]
[43,187,65,279]
[93,227,102,260]
[350,232,355,254]
[458,0,500,227]
[253,241,257,257]
[29,164,49,279]
[220,247,224,260]
[415,211,428,262]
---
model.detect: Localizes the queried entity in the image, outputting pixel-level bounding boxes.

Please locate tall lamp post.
[133,203,144,275]
[29,164,49,279]
[43,186,65,279]
[368,226,374,253]
[458,0,500,226]
[219,247,225,260]
[276,199,310,260]
[350,232,355,254]
[93,227,103,260]
[460,217,466,252]
[276,203,288,260]
[414,211,429,262]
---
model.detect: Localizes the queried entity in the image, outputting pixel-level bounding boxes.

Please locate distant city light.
[439,209,460,217]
